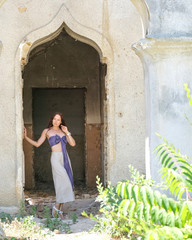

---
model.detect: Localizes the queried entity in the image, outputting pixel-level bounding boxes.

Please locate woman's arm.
[24,128,48,147]
[61,125,76,147]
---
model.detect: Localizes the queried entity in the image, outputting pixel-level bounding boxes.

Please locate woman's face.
[52,114,62,127]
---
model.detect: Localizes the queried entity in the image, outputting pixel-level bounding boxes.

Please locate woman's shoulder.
[42,128,49,133]
[42,128,50,136]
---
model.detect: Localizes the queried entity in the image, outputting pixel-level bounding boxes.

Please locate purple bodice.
[48,134,74,189]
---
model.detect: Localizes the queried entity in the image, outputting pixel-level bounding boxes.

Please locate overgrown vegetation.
[43,206,71,233]
[1,215,52,240]
[82,84,192,239]
[83,161,192,239]
[0,204,72,239]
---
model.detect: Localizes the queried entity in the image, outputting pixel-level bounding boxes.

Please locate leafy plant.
[42,206,71,233]
[154,134,192,200]
[0,212,13,223]
[83,168,192,240]
[31,206,37,217]
[184,83,192,106]
[128,165,155,187]
[70,213,78,224]
[1,216,52,240]
[17,200,26,219]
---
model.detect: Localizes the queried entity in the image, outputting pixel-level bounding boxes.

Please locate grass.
[0,202,72,240]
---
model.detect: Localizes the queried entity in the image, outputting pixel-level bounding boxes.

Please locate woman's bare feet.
[59,210,65,220]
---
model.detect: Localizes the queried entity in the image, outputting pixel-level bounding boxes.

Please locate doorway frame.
[31,87,87,187]
[14,3,115,202]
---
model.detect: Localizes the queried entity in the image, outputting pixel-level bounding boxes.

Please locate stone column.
[131,0,192,183]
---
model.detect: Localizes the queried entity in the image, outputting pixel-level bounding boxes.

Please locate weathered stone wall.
[0,0,144,209]
[131,0,192,185]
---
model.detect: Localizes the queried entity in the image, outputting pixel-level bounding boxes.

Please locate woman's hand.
[61,125,69,134]
[24,127,27,138]
[61,125,76,146]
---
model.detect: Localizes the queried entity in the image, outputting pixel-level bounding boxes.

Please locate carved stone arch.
[15,3,115,202]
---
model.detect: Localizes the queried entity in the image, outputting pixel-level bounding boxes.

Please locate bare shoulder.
[42,128,49,136]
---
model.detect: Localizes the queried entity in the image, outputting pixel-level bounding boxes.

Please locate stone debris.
[25,186,100,217]
[22,187,104,239]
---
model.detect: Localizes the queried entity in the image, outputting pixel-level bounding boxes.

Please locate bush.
[83,163,192,239]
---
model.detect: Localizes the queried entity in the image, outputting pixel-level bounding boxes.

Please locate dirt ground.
[24,186,113,240]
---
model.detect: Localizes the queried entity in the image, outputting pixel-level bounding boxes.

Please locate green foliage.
[0,238,26,240]
[184,83,192,106]
[31,206,37,217]
[17,200,26,219]
[128,165,155,187]
[70,213,78,224]
[1,215,52,240]
[82,84,192,239]
[154,134,192,200]
[83,170,192,239]
[0,212,13,223]
[42,206,71,233]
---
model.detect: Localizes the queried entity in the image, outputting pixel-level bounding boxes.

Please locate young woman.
[24,112,76,220]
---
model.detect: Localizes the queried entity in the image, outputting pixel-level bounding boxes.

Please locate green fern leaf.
[146,188,154,207]
[164,157,173,167]
[166,212,175,227]
[180,166,192,176]
[151,206,159,224]
[120,199,130,216]
[120,182,126,199]
[139,186,147,205]
[127,184,133,200]
[159,209,167,225]
[161,194,169,211]
[136,202,144,220]
[160,152,169,165]
[180,202,191,226]
[144,230,160,240]
[143,204,150,222]
[177,188,185,200]
[128,200,136,218]
[168,198,177,213]
[177,158,191,167]
[132,185,139,203]
[116,182,122,196]
[167,161,175,169]
[154,144,164,155]
[186,201,192,215]
[154,190,162,207]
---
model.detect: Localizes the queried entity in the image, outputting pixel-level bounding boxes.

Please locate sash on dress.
[48,134,74,189]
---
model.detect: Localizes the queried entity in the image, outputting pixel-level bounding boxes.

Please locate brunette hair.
[47,112,66,129]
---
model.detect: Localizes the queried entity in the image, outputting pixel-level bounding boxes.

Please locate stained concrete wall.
[131,0,192,185]
[0,0,144,209]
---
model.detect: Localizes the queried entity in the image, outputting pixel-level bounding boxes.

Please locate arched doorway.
[23,28,106,190]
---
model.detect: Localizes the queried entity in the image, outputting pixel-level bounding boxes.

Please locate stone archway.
[23,28,106,189]
[15,3,114,202]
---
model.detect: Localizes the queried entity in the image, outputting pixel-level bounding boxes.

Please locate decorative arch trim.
[14,2,115,204]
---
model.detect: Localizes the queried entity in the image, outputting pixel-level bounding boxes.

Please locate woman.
[24,112,76,220]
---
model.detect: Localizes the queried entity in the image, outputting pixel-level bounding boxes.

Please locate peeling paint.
[18,6,27,13]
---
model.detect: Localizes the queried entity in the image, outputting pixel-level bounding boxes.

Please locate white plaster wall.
[0,0,144,207]
[131,0,192,185]
[145,0,192,38]
[106,1,145,182]
[134,39,192,184]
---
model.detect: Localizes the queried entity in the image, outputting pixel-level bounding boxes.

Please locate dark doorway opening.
[23,28,105,192]
[32,88,86,189]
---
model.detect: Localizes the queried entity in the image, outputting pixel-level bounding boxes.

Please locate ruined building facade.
[0,0,191,211]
